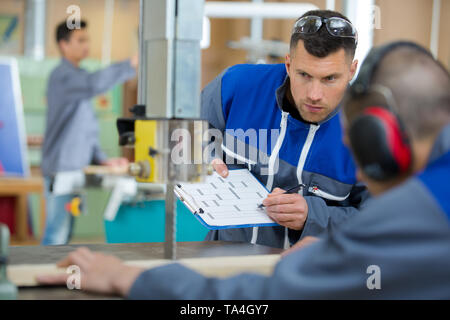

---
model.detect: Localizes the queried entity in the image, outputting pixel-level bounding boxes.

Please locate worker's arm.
[201,69,228,134]
[126,180,450,299]
[35,247,145,296]
[281,236,319,256]
[263,182,370,244]
[60,59,136,106]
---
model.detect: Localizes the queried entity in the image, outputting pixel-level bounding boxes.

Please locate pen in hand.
[257,183,307,209]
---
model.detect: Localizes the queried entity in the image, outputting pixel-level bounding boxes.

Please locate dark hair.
[56,20,87,43]
[290,10,357,59]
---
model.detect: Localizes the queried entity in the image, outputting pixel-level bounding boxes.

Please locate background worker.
[41,20,138,245]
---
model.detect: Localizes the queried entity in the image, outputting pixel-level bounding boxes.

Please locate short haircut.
[374,47,450,139]
[290,10,357,60]
[55,20,87,43]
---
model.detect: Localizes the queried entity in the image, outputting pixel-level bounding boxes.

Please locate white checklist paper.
[174,169,277,229]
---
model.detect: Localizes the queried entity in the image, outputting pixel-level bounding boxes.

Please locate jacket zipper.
[297,124,320,186]
[252,111,289,245]
[265,112,289,191]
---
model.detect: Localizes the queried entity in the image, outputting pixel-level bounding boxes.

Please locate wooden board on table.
[83,165,128,176]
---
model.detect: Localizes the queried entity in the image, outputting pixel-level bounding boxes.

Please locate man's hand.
[281,236,320,257]
[103,157,129,167]
[211,158,229,178]
[35,247,144,297]
[100,157,129,174]
[262,188,309,230]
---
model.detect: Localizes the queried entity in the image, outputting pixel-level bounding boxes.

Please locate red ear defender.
[348,42,430,180]
[362,107,412,174]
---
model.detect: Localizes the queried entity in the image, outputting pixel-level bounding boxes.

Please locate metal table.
[10,241,282,300]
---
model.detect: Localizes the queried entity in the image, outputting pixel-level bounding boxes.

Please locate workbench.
[10,241,282,300]
[0,177,46,241]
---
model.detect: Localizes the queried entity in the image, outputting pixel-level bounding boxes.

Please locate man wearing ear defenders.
[202,10,369,249]
[37,41,450,299]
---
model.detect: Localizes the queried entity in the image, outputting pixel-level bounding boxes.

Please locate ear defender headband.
[347,41,433,181]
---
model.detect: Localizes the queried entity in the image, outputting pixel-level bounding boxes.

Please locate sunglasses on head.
[292,15,358,45]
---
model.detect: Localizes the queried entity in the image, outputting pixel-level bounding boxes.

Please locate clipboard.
[174,169,278,230]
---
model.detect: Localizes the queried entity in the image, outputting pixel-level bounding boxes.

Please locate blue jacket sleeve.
[300,181,370,240]
[201,69,229,131]
[201,69,231,164]
[127,263,270,300]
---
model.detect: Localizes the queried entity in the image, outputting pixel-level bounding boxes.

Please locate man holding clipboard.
[202,10,369,249]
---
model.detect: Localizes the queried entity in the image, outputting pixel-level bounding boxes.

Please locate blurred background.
[0,0,449,245]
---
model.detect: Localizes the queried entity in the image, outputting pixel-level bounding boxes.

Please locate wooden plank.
[0,177,44,194]
[39,192,46,237]
[83,165,128,176]
[0,177,45,242]
[15,195,28,241]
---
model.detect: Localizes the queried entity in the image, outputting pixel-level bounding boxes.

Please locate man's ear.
[349,59,358,81]
[285,53,291,75]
